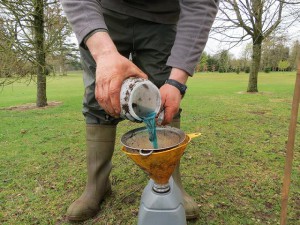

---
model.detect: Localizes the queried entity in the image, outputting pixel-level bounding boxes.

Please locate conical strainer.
[121,126,186,155]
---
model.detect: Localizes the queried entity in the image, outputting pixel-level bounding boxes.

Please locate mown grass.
[0,71,299,225]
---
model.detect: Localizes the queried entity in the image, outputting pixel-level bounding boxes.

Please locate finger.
[96,81,116,117]
[104,91,117,117]
[161,109,173,125]
[127,63,148,79]
[95,83,103,107]
[109,79,122,116]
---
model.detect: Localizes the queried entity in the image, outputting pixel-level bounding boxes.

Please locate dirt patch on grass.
[237,91,272,95]
[269,98,291,103]
[0,101,62,111]
[248,110,271,115]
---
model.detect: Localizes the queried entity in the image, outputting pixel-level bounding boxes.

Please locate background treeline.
[196,36,300,74]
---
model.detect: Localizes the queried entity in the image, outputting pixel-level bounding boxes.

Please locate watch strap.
[165,79,187,96]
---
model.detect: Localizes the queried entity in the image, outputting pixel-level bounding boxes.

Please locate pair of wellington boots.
[66,121,199,222]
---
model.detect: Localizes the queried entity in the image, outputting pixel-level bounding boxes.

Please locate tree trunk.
[247,42,262,92]
[34,0,47,107]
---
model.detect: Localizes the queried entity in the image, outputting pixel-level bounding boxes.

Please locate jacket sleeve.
[166,0,219,76]
[61,0,107,46]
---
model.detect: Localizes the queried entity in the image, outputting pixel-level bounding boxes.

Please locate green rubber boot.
[170,118,199,220]
[66,124,116,222]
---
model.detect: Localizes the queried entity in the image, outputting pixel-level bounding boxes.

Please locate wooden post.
[280,60,300,225]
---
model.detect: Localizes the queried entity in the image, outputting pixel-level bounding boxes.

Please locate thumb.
[162,109,173,125]
[127,64,148,79]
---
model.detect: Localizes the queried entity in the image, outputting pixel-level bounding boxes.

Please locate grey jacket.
[61,0,219,75]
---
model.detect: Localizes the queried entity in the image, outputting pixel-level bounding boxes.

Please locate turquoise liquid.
[142,112,158,149]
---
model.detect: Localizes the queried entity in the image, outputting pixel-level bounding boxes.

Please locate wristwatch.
[165,79,187,97]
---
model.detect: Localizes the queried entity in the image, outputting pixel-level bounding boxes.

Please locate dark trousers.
[80,9,177,124]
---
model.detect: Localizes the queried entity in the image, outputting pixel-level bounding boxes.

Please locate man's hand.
[159,84,182,125]
[86,32,148,117]
[159,68,189,125]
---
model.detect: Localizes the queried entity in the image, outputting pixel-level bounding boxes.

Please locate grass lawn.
[0,71,299,224]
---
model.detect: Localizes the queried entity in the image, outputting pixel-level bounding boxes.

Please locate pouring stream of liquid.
[141,112,158,149]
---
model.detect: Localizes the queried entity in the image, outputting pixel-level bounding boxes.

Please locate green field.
[1,71,299,224]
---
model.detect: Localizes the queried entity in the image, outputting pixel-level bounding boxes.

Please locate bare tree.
[0,0,74,106]
[0,9,32,84]
[212,0,300,92]
[261,34,289,71]
[33,0,47,106]
[289,40,300,70]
